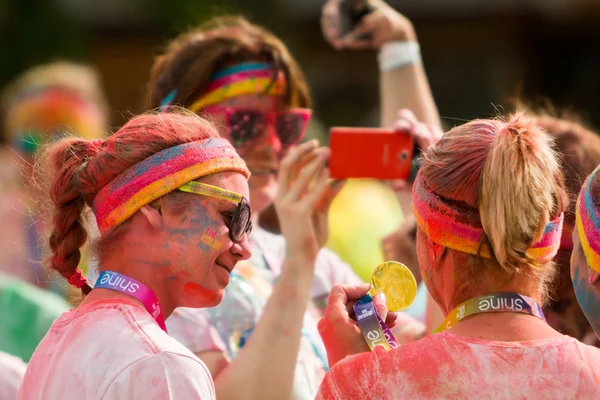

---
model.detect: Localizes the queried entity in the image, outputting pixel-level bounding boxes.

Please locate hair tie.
[68,268,89,289]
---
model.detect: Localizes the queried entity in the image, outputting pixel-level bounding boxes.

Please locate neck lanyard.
[434,292,546,333]
[354,293,399,351]
[94,270,168,333]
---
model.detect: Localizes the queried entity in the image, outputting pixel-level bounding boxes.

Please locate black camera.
[338,0,376,38]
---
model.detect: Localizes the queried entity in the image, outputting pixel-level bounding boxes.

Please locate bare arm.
[321,0,440,129]
[202,257,314,400]
[372,5,439,128]
[322,0,444,338]
[198,141,342,400]
[322,0,440,211]
[379,59,440,129]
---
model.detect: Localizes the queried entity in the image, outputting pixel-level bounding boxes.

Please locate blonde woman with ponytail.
[316,113,600,399]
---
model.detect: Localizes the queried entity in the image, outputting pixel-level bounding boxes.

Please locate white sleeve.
[102,352,215,400]
[312,248,363,301]
[167,308,226,355]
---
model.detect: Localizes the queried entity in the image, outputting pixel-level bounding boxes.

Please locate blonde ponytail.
[479,113,566,271]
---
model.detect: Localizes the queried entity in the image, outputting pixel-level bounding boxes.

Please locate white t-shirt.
[0,351,26,400]
[18,299,215,400]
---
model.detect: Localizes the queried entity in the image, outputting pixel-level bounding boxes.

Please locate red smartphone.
[329,127,415,180]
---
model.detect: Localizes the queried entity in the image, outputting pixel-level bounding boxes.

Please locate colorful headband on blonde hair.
[186,62,286,112]
[575,164,600,273]
[92,138,249,235]
[412,173,563,264]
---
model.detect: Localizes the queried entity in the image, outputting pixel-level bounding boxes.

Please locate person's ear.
[139,205,162,230]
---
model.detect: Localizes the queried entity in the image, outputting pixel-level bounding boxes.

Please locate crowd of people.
[2,0,600,399]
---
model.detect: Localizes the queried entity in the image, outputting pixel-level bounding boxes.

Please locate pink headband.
[412,173,563,263]
[576,164,600,273]
[92,138,249,235]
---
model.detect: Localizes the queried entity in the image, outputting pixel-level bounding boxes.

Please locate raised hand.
[321,0,416,50]
[275,140,345,263]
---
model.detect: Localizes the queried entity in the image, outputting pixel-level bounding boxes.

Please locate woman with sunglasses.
[18,111,251,399]
[17,109,330,399]
[145,16,365,400]
[21,110,336,399]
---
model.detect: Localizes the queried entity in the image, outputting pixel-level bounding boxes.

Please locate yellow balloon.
[369,261,417,312]
[326,179,404,281]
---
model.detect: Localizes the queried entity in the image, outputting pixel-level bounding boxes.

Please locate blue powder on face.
[572,266,600,338]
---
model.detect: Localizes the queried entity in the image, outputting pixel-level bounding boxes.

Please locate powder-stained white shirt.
[317,332,600,399]
[18,299,215,400]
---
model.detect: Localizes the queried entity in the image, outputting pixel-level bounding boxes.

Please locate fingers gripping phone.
[329,127,416,180]
[338,0,376,38]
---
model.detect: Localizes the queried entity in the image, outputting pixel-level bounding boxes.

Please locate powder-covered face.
[207,93,286,215]
[571,229,600,338]
[157,171,252,308]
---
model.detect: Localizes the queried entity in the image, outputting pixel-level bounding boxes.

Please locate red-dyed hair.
[37,110,220,295]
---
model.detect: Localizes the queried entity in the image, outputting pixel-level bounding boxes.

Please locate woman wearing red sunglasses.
[144,16,365,400]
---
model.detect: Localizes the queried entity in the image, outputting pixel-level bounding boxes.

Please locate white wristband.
[377,41,421,72]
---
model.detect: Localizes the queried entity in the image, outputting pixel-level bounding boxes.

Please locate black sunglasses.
[178,181,253,243]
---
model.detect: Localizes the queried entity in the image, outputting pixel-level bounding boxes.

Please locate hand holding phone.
[329,127,415,180]
[321,0,416,50]
[338,0,376,39]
